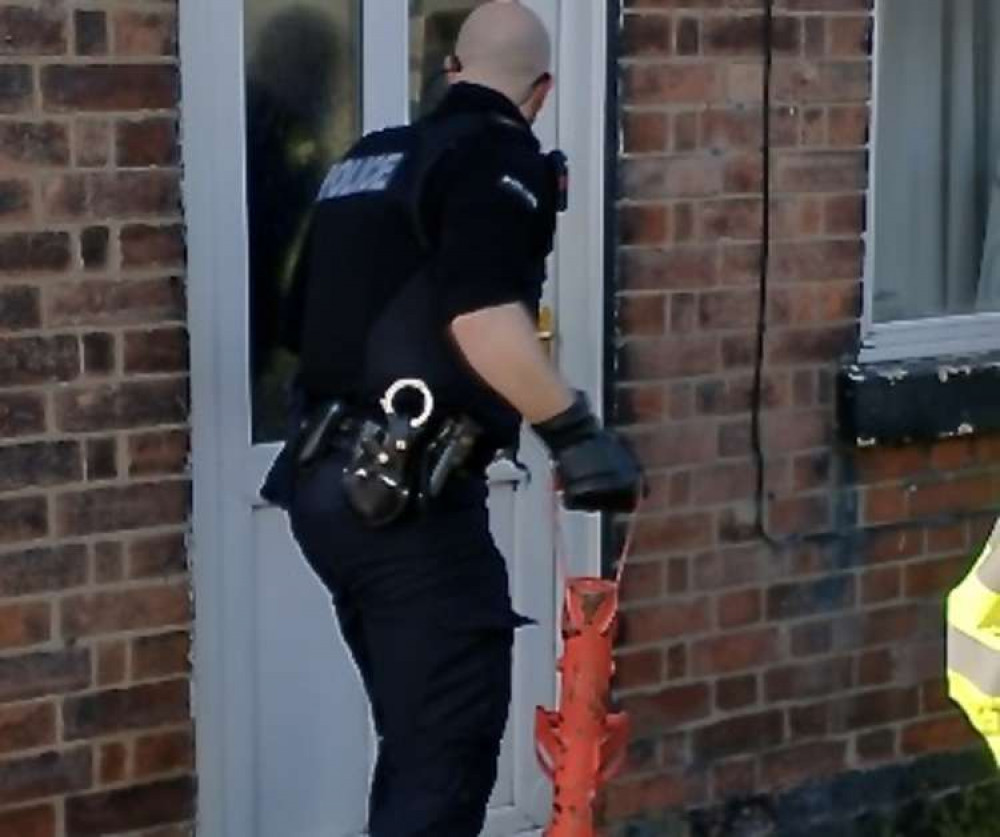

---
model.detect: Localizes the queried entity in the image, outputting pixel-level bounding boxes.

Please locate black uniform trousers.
[288,449,529,837]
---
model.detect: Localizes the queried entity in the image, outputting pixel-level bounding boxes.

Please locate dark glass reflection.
[410,1,484,118]
[246,2,361,442]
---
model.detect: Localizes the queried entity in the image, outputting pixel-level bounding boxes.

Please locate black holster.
[343,412,483,528]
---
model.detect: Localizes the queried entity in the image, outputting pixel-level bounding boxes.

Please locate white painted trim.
[859,0,880,352]
[179,0,256,834]
[551,0,607,578]
[362,0,408,134]
[861,0,1000,363]
[860,313,1000,363]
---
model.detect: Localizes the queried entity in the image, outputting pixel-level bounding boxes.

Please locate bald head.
[453,2,552,107]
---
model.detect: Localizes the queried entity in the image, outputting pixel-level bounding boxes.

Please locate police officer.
[264,3,641,835]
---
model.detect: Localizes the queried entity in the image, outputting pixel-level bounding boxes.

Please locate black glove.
[532,392,642,513]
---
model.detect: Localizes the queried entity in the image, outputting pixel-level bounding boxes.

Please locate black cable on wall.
[752,0,777,545]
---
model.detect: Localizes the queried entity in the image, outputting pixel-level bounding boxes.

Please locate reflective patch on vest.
[949,624,1000,698]
[499,174,539,211]
[318,152,405,201]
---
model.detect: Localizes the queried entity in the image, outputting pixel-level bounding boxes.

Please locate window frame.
[861,0,1000,364]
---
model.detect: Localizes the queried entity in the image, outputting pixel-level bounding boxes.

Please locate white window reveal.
[863,0,1000,362]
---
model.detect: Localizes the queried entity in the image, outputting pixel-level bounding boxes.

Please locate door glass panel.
[245,0,362,442]
[409,0,484,118]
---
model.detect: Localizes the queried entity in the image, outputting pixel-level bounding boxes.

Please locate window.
[864,0,1000,361]
[410,1,483,118]
[245,0,363,441]
[244,0,488,441]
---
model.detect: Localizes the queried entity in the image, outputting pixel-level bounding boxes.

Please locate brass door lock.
[537,305,556,353]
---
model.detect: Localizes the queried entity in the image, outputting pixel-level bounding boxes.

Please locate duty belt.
[297,380,483,528]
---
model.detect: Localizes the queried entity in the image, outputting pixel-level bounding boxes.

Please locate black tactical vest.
[287,107,556,450]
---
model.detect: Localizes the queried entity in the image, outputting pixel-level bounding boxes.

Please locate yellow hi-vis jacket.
[947,519,1000,766]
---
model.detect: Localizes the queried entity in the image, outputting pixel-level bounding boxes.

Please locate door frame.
[179,2,610,834]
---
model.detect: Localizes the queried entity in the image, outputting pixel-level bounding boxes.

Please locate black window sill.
[838,352,1000,447]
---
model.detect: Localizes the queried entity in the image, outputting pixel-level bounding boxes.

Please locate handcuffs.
[341,379,482,528]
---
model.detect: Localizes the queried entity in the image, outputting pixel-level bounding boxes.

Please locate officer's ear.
[524,73,554,123]
[444,54,463,83]
[537,73,554,103]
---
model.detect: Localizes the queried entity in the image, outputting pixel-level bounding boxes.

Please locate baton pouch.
[418,415,483,506]
[260,398,350,511]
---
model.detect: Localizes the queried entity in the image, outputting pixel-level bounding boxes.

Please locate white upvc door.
[180,2,607,836]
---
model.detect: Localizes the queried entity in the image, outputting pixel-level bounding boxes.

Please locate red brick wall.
[609,0,1000,831]
[2,0,999,834]
[0,3,193,835]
